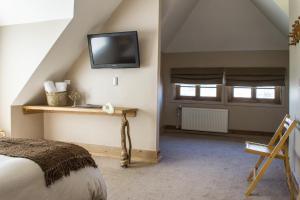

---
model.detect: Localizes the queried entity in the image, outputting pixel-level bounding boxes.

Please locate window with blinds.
[175,84,222,101]
[224,68,285,104]
[170,67,285,104]
[227,86,281,104]
[171,68,223,101]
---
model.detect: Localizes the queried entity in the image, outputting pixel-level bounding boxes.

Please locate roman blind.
[225,67,286,86]
[170,68,224,84]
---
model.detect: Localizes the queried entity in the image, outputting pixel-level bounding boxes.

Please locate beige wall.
[11,106,44,139]
[14,0,122,106]
[0,19,70,135]
[162,51,289,133]
[44,0,161,151]
[10,0,122,139]
[289,0,300,184]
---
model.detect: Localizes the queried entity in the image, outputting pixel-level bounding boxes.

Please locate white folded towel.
[55,82,67,92]
[44,81,57,93]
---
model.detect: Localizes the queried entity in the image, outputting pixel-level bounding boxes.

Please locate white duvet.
[0,155,107,200]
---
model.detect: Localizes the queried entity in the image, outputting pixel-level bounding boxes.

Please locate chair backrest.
[268,114,297,148]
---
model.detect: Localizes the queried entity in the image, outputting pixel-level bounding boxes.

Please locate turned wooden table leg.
[126,122,132,164]
[120,112,132,168]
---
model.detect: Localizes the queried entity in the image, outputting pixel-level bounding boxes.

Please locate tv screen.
[87,31,140,68]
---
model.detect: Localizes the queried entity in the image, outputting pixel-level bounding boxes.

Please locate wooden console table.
[23,105,138,168]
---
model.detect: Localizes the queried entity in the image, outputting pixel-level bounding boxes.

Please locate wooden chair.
[245,114,297,199]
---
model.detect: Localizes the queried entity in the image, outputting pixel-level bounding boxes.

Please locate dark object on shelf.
[76,104,102,109]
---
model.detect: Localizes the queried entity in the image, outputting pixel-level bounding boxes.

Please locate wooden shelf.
[23,105,138,117]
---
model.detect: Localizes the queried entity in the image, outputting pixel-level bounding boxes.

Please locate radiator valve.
[176,105,182,129]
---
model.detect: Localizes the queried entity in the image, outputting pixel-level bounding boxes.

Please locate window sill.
[170,99,223,105]
[225,101,286,108]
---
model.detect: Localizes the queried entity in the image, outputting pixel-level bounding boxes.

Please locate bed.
[0,138,107,200]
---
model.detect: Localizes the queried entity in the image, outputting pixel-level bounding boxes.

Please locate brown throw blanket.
[0,138,97,186]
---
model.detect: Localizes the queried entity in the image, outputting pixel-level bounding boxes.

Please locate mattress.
[0,155,107,200]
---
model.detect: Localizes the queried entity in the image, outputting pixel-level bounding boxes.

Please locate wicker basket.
[0,130,5,138]
[46,92,68,106]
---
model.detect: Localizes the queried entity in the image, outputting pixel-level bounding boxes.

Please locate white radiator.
[181,107,228,133]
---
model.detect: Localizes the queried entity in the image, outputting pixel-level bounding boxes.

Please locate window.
[233,87,252,98]
[179,84,196,97]
[200,84,217,97]
[228,86,281,104]
[256,86,275,99]
[175,84,221,101]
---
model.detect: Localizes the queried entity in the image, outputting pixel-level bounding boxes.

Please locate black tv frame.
[87,31,140,69]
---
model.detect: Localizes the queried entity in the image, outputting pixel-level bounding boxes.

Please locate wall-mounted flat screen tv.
[87,31,140,68]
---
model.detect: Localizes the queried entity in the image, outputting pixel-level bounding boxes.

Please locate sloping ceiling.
[161,0,198,51]
[163,0,288,52]
[14,0,122,105]
[251,0,289,36]
[275,0,289,15]
[0,0,73,26]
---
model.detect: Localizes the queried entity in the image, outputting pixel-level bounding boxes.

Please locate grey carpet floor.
[94,133,290,200]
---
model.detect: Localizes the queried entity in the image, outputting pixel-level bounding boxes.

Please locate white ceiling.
[162,0,288,53]
[0,0,73,26]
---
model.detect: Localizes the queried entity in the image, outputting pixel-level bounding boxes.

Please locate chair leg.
[247,156,264,182]
[245,156,275,196]
[283,154,294,200]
